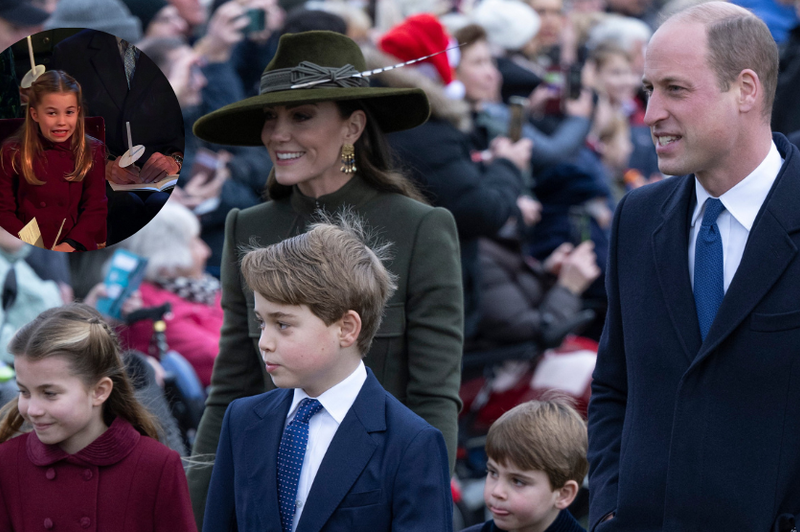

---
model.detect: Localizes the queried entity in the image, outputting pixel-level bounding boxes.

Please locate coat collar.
[242,368,385,532]
[695,133,800,362]
[652,133,800,363]
[27,416,141,467]
[289,174,379,216]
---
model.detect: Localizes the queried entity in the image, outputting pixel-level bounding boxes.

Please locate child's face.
[254,292,358,397]
[484,457,562,532]
[29,92,80,144]
[15,355,110,455]
[596,54,636,106]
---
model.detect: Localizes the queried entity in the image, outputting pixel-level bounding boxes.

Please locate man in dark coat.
[50,29,184,244]
[588,3,800,532]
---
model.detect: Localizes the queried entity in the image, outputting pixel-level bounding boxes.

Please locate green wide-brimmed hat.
[192,31,431,146]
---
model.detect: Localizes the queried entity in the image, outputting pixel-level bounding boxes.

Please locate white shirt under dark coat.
[283,361,367,532]
[688,141,783,293]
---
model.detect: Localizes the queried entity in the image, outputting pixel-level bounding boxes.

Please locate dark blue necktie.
[277,398,323,532]
[694,198,726,340]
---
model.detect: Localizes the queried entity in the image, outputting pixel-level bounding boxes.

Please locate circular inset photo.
[0,27,184,251]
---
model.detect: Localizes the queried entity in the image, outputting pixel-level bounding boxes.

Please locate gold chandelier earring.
[340,143,356,174]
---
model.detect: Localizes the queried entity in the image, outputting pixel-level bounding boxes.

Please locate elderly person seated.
[118,202,222,388]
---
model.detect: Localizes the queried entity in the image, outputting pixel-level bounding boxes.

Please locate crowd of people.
[1,0,800,530]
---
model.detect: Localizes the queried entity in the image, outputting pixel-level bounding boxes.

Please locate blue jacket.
[588,134,800,532]
[203,368,453,531]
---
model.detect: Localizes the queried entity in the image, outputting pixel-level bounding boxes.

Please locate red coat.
[119,281,222,387]
[0,135,107,250]
[0,417,197,532]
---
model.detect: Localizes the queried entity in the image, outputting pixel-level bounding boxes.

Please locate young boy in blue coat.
[462,399,587,532]
[202,214,453,532]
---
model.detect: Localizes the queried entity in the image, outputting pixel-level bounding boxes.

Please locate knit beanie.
[472,0,541,51]
[120,0,167,35]
[44,0,142,43]
[379,13,455,86]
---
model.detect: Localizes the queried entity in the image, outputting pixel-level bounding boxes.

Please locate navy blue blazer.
[587,133,800,532]
[202,368,453,532]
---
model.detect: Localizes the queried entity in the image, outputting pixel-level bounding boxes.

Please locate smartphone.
[95,249,148,320]
[507,96,528,142]
[244,8,266,33]
[566,62,583,100]
[189,147,221,186]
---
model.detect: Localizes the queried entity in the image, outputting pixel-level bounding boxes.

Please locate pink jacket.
[0,417,197,531]
[120,281,222,387]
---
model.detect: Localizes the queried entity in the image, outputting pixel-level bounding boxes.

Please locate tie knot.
[701,198,725,227]
[294,398,323,424]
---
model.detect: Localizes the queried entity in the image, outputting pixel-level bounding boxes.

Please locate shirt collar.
[692,141,783,230]
[288,361,367,425]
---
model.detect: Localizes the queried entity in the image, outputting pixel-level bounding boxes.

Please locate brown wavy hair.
[1,70,95,186]
[0,304,160,443]
[265,100,428,203]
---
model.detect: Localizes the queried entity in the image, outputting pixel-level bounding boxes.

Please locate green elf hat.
[192,30,432,146]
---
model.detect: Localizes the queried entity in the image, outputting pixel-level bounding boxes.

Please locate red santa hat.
[379,13,455,86]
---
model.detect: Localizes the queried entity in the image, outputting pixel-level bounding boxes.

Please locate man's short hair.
[485,398,589,489]
[671,2,778,120]
[240,211,398,355]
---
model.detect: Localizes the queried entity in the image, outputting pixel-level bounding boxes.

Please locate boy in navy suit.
[202,214,453,532]
[461,399,587,532]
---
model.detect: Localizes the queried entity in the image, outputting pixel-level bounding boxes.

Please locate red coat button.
[44,518,53,529]
[39,202,46,208]
[83,469,93,480]
[80,517,91,528]
[45,468,55,480]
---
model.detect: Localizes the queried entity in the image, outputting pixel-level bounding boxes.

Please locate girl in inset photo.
[0,70,107,251]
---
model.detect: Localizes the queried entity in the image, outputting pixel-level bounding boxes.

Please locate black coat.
[588,134,800,532]
[50,30,184,164]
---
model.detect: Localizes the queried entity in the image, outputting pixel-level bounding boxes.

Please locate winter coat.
[119,281,223,388]
[187,175,464,528]
[0,135,107,250]
[0,417,196,531]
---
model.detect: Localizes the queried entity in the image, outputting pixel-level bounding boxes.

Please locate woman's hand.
[194,0,248,62]
[556,240,601,295]
[491,136,533,172]
[516,195,542,226]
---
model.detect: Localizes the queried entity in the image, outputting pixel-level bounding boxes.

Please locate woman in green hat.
[187,30,463,527]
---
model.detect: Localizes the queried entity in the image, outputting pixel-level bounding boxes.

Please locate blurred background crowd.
[1,0,800,523]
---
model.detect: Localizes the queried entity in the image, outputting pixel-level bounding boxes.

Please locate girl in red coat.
[0,70,107,251]
[0,303,197,532]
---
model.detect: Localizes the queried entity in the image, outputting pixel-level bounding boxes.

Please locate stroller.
[125,303,207,452]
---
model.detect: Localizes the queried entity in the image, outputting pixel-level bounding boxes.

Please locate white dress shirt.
[284,361,367,532]
[688,141,783,293]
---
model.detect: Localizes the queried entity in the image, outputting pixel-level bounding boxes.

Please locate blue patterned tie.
[121,40,136,89]
[277,398,323,532]
[694,198,726,340]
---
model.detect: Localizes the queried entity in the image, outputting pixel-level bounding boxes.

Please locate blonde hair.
[240,210,397,355]
[0,304,160,443]
[0,70,96,186]
[485,397,588,489]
